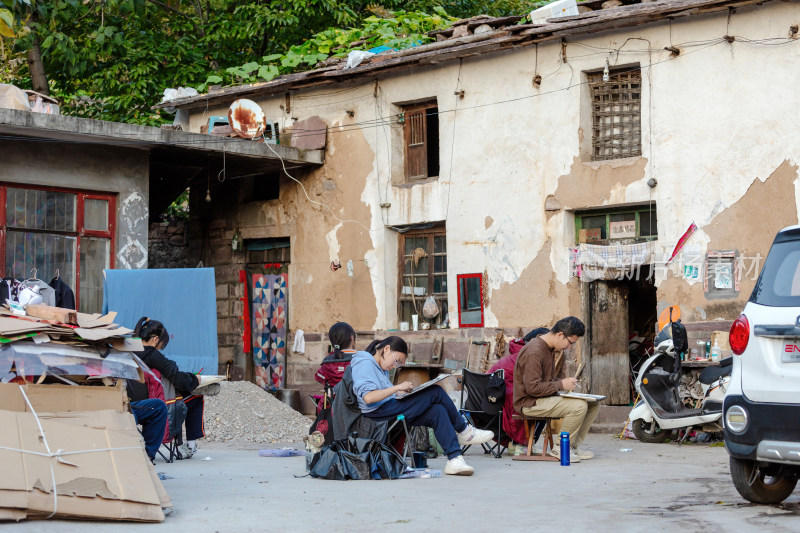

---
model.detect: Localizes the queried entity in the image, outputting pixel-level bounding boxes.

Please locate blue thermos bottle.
[560,432,570,466]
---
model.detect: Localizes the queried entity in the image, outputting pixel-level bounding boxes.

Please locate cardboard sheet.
[109,337,144,352]
[0,382,126,413]
[0,317,48,336]
[0,409,166,522]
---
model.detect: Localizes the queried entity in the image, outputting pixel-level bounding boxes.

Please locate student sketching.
[349,333,494,476]
[513,316,599,462]
[127,317,205,460]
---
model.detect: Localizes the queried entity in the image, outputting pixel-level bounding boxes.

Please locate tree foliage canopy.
[0,1,538,126]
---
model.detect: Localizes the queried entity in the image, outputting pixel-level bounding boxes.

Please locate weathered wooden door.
[589,281,630,405]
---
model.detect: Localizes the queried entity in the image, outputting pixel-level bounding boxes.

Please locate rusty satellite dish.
[228,98,266,139]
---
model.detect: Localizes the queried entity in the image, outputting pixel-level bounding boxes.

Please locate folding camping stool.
[387,414,411,467]
[511,414,561,462]
[158,434,181,463]
[157,396,186,463]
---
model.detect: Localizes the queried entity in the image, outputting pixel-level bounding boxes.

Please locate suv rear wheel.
[730,457,797,504]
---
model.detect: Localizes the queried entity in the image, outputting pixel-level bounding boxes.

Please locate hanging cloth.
[49,277,76,310]
[1,277,23,303]
[21,279,56,307]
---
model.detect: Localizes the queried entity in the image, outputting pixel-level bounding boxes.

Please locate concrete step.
[590,405,631,434]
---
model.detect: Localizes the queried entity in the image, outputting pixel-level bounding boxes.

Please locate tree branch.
[147,0,202,35]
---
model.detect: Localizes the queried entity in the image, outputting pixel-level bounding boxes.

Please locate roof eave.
[0,108,323,166]
[159,0,777,112]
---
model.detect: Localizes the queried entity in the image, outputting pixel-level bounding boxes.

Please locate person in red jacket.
[489,327,549,449]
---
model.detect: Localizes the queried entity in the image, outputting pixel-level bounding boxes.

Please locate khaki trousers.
[520,396,600,448]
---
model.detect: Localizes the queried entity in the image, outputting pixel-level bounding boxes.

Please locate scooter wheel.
[632,419,670,443]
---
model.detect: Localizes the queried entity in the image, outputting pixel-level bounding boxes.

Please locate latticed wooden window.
[399,227,447,327]
[403,102,439,180]
[588,68,642,161]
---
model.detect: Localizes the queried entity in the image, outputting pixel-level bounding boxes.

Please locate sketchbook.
[558,391,606,401]
[395,374,452,399]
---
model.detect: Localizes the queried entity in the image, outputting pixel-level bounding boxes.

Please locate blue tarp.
[102,268,218,374]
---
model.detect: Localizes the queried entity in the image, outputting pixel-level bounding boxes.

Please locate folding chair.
[332,366,411,467]
[145,368,188,464]
[388,414,411,466]
[459,368,506,458]
[157,395,187,463]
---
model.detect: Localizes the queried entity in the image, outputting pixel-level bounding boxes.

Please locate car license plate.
[782,342,800,362]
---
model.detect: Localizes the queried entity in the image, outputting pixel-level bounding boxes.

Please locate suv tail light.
[730,314,750,355]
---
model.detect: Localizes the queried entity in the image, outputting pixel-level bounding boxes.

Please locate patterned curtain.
[250,268,288,390]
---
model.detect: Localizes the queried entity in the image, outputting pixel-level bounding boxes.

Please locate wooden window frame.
[575,205,657,244]
[0,183,116,311]
[403,101,439,181]
[398,226,447,326]
[588,67,642,161]
[704,251,740,297]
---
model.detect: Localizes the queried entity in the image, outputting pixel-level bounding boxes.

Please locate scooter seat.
[698,357,733,385]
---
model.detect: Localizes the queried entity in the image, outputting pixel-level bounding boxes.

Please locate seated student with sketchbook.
[349,333,494,476]
[127,317,205,460]
[513,316,600,462]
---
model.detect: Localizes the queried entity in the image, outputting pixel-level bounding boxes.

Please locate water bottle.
[711,341,721,362]
[560,432,570,466]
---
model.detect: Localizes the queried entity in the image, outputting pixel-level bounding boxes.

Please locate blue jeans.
[365,386,467,460]
[132,399,168,460]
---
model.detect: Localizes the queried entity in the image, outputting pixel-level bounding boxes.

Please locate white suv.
[724,225,800,504]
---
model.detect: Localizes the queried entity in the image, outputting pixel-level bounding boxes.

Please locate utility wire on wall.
[7,32,797,150]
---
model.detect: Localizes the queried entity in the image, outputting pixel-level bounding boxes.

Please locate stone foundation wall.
[148,220,191,268]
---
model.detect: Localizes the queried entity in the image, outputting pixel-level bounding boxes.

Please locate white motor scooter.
[628,320,731,443]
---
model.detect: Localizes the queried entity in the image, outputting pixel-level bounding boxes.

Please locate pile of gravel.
[203,381,312,444]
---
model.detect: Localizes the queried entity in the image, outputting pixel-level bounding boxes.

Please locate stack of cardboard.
[1,304,142,348]
[0,305,171,522]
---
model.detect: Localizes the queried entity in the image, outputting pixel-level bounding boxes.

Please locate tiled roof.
[157,0,773,111]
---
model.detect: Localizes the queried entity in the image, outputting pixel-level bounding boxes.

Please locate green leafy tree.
[200,8,455,90]
[0,1,551,125]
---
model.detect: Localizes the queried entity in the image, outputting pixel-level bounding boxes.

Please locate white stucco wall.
[187,2,800,329]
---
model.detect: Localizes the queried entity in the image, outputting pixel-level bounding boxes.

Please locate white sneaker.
[444,455,474,476]
[546,444,580,463]
[178,442,197,460]
[457,426,494,446]
[572,446,594,460]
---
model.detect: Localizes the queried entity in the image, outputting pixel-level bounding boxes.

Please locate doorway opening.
[587,265,657,405]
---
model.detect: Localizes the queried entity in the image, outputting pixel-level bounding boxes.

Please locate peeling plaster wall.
[657,160,799,321]
[2,139,150,270]
[186,2,800,332]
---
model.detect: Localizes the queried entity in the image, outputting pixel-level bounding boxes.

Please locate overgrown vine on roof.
[198,8,457,92]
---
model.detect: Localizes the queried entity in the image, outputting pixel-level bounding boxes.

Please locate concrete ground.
[5,434,800,533]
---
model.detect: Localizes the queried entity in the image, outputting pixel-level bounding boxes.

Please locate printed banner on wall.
[251,271,288,390]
